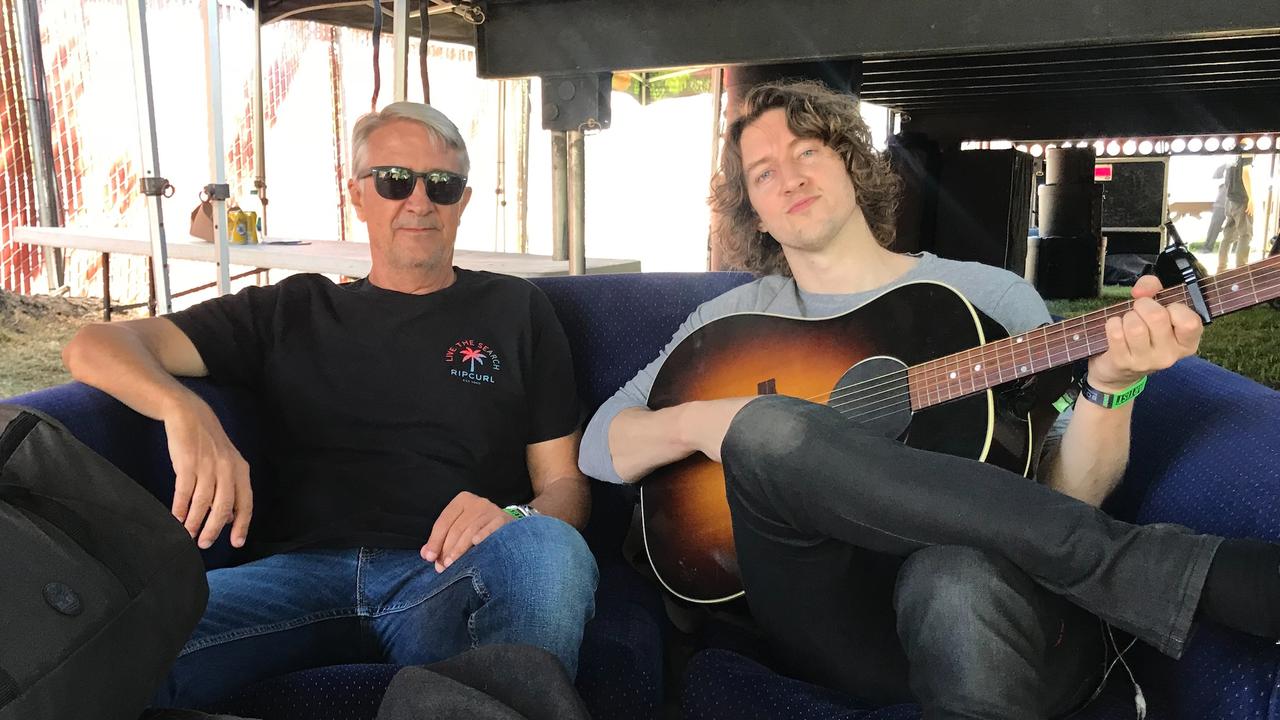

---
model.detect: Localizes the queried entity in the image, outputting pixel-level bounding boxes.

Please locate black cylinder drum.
[1039,183,1103,238]
[1032,148,1104,298]
[1043,147,1096,185]
[1026,234,1107,299]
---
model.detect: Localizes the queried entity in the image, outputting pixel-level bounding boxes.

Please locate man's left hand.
[421,491,516,572]
[1087,275,1204,393]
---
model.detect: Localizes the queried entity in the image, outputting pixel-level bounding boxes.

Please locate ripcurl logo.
[444,339,502,385]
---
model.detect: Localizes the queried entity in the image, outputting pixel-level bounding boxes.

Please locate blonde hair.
[351,102,470,175]
[710,81,901,276]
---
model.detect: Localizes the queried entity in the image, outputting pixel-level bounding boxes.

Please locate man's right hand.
[607,397,759,483]
[162,393,253,549]
[677,397,757,464]
[62,318,251,548]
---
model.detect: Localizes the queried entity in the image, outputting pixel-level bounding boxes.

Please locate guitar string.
[827,302,1138,412]
[822,262,1279,411]
[767,263,1280,421]
[818,296,1150,410]
[832,274,1268,425]
[830,265,1280,422]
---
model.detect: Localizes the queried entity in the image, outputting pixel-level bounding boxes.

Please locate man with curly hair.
[578,80,1280,718]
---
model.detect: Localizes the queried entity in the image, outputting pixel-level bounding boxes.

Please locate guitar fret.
[1018,336,1031,376]
[905,254,1280,412]
[963,348,977,396]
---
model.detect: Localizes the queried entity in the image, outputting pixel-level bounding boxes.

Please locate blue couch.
[11,271,1280,719]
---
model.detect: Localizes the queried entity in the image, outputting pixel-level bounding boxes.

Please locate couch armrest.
[1107,356,1280,540]
[7,379,264,568]
[1103,357,1280,719]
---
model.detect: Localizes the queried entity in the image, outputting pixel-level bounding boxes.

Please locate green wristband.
[1080,375,1147,409]
[503,506,526,520]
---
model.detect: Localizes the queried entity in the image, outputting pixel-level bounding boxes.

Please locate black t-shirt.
[167,269,581,555]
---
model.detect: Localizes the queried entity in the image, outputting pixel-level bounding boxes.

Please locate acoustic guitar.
[639,253,1280,604]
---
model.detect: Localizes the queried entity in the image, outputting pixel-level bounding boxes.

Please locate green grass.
[1045,288,1280,390]
[0,291,103,399]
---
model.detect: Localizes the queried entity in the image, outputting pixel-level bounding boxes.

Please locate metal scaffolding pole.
[515,79,530,254]
[393,0,409,102]
[566,129,586,276]
[494,80,507,251]
[202,0,231,295]
[253,0,267,235]
[15,0,64,290]
[707,67,723,270]
[126,0,173,311]
[550,130,568,261]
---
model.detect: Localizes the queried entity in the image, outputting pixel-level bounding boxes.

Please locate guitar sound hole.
[830,356,912,439]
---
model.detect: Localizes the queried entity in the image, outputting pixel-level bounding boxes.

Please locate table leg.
[147,256,157,316]
[102,252,111,322]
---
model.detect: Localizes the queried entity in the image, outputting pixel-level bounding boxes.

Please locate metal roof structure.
[465,0,1280,141]
[243,2,1280,143]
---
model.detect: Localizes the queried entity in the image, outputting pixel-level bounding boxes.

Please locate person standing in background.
[1218,156,1254,271]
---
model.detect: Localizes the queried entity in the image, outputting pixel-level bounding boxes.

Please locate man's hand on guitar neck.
[1087,275,1204,392]
[610,397,756,482]
[1045,275,1204,506]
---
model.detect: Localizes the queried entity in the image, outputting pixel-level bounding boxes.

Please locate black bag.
[0,405,208,720]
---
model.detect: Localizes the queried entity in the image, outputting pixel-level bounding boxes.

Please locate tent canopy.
[468,0,1280,140]
[241,0,478,45]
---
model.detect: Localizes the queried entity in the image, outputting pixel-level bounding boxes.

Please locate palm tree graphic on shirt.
[460,347,486,373]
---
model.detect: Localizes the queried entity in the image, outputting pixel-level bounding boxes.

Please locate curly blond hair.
[710,81,901,277]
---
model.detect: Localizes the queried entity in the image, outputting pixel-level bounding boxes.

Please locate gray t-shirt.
[579,252,1066,484]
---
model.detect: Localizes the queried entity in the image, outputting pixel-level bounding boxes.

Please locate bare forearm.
[607,405,698,484]
[1043,401,1133,506]
[62,324,198,420]
[529,474,591,529]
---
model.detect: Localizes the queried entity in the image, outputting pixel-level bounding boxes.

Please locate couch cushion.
[681,649,1148,720]
[1109,356,1280,539]
[530,272,753,412]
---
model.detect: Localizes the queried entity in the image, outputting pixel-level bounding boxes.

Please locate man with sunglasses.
[62,102,598,708]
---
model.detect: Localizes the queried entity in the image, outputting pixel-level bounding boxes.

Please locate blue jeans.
[722,395,1218,719]
[155,515,598,709]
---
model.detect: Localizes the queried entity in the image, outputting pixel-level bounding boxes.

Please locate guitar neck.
[907,254,1280,410]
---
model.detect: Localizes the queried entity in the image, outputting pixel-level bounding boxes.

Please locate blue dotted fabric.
[529,272,754,412]
[211,664,399,720]
[681,649,1146,720]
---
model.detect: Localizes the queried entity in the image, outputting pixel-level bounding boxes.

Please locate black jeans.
[721,395,1219,720]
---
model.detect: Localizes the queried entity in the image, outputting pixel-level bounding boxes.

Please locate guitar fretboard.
[906,254,1280,410]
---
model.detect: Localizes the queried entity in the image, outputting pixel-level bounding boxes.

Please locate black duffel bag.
[0,404,208,720]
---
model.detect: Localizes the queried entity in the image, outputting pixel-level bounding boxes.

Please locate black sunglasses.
[359,166,468,204]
